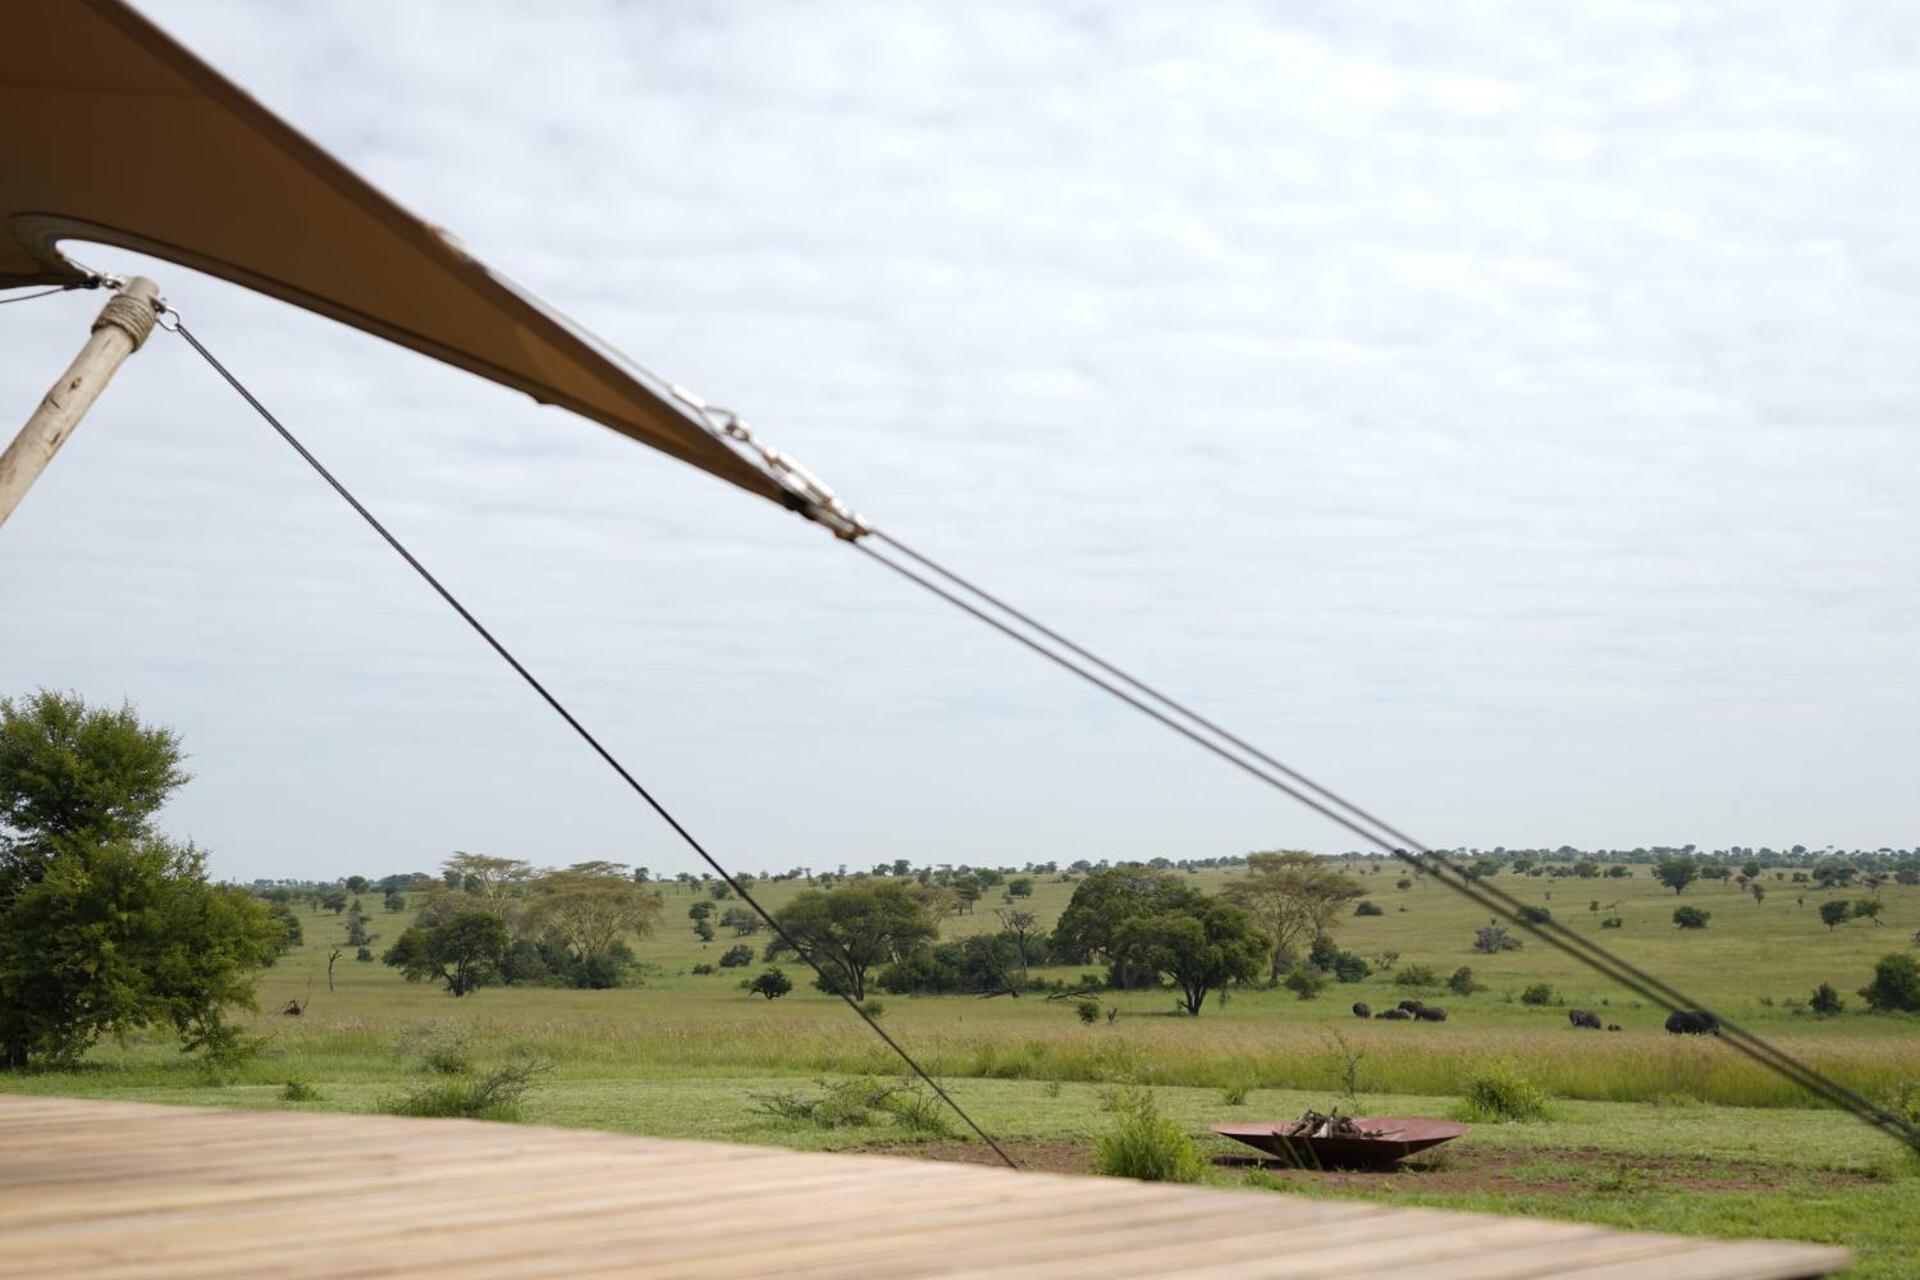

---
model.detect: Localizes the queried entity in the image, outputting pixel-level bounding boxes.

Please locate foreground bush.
[1860,954,1920,1013]
[1094,1086,1201,1182]
[1455,1065,1550,1123]
[380,1059,550,1121]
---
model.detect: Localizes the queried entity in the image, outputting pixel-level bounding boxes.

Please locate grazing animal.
[1568,1009,1602,1030]
[1375,1007,1412,1021]
[1351,1002,1371,1019]
[1414,1005,1448,1022]
[1664,1010,1718,1036]
[1397,999,1427,1015]
[1606,1023,1622,1032]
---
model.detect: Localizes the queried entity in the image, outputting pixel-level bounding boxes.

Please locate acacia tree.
[764,881,935,1001]
[0,691,278,1068]
[529,861,662,966]
[1653,856,1699,895]
[994,908,1043,983]
[1220,852,1366,982]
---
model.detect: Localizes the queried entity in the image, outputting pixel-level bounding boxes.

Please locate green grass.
[5,865,1916,1274]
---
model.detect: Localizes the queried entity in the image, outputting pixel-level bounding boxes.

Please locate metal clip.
[669,385,869,540]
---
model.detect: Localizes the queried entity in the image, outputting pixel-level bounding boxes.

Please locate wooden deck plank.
[0,1096,1852,1278]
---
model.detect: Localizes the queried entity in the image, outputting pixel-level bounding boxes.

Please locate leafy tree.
[1111,894,1265,1015]
[1447,966,1483,996]
[1007,877,1034,899]
[1819,900,1852,931]
[747,967,793,1000]
[720,906,764,936]
[693,918,715,943]
[345,875,369,895]
[688,900,714,922]
[383,890,407,912]
[263,901,303,955]
[1653,856,1698,895]
[764,881,936,1002]
[382,911,509,996]
[319,889,348,914]
[527,862,661,969]
[1851,899,1885,927]
[1809,982,1845,1017]
[719,944,754,968]
[0,692,277,1068]
[1672,905,1711,929]
[1859,954,1920,1013]
[1218,852,1365,982]
[0,690,188,864]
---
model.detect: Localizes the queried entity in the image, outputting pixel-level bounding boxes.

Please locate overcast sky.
[3,2,1916,881]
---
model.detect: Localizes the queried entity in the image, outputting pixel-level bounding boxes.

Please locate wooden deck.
[0,1096,1851,1278]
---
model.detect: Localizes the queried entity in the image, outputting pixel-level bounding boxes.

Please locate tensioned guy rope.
[162,315,1018,1170]
[847,529,1920,1154]
[158,305,1916,1158]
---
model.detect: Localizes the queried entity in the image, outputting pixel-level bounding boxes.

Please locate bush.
[1672,906,1711,930]
[1446,966,1483,996]
[747,968,793,1000]
[1283,968,1329,1000]
[749,1077,951,1136]
[1455,1066,1549,1123]
[1094,1086,1202,1183]
[1075,998,1102,1025]
[1221,1080,1252,1106]
[1516,906,1551,926]
[718,944,754,968]
[690,963,715,975]
[380,1059,550,1121]
[1393,963,1439,989]
[355,946,373,962]
[280,1079,321,1102]
[1600,916,1624,929]
[857,998,885,1019]
[1809,982,1846,1017]
[1354,901,1384,917]
[1519,982,1555,1007]
[394,1025,474,1076]
[1473,924,1523,953]
[1860,953,1920,1013]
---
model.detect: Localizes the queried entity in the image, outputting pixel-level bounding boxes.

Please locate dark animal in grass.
[1664,1010,1718,1035]
[1414,1005,1448,1022]
[1568,1009,1602,1030]
[1397,999,1427,1015]
[1607,1023,1622,1032]
[1351,1002,1371,1019]
[1374,1007,1412,1020]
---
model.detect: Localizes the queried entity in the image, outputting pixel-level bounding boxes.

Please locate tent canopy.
[1,0,788,508]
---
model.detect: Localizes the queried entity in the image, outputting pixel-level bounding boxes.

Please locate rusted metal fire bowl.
[1209,1117,1469,1170]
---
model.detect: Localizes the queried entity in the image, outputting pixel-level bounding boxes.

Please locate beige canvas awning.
[1,0,790,508]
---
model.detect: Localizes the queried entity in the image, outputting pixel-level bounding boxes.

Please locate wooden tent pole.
[0,277,160,529]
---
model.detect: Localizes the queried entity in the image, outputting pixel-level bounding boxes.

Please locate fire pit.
[1210,1114,1468,1170]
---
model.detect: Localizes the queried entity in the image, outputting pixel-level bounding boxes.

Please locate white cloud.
[2,0,1915,878]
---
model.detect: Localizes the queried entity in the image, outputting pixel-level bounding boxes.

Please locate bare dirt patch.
[860,1139,1878,1194]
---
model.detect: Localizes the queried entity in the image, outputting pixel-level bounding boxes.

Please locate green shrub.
[1860,954,1920,1012]
[1519,982,1555,1006]
[1810,982,1846,1017]
[1600,916,1624,929]
[1393,963,1439,989]
[1455,1066,1549,1123]
[280,1079,321,1102]
[1221,1080,1252,1106]
[690,963,715,975]
[1075,998,1102,1025]
[1354,901,1384,917]
[1446,966,1483,996]
[395,1025,474,1076]
[1094,1086,1202,1182]
[1283,968,1329,1000]
[1517,906,1551,926]
[1473,924,1522,953]
[380,1059,550,1121]
[747,967,792,1000]
[354,946,373,962]
[718,944,754,968]
[1672,905,1711,930]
